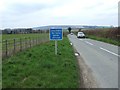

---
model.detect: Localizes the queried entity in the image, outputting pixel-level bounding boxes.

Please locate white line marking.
[100,47,119,57]
[79,39,83,41]
[85,41,94,46]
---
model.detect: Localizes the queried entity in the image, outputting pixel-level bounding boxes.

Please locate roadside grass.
[2,37,80,88]
[82,28,119,46]
[87,35,120,46]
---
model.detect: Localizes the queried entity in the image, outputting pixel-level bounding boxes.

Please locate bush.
[83,28,119,41]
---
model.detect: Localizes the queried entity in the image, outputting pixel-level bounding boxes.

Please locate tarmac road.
[68,34,119,88]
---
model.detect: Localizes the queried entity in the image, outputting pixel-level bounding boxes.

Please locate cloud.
[0,0,119,28]
[2,1,55,15]
[9,3,47,14]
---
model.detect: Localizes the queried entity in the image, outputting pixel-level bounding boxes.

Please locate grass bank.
[82,28,119,46]
[87,35,120,46]
[2,37,80,88]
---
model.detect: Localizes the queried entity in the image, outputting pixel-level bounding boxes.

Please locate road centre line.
[100,47,119,57]
[85,41,94,46]
[78,38,119,57]
[79,39,83,41]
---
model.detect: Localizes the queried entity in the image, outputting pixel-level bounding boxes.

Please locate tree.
[78,28,81,32]
[68,27,72,33]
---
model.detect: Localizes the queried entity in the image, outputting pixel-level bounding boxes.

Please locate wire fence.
[2,36,49,58]
[1,32,69,59]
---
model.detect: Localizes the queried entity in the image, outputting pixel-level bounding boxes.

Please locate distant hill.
[33,25,112,30]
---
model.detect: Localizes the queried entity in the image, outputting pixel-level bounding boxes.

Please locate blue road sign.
[50,28,63,40]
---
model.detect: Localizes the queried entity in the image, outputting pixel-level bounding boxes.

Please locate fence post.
[37,37,38,45]
[26,37,27,48]
[29,37,31,48]
[38,37,39,44]
[31,38,34,46]
[14,38,16,53]
[25,37,27,49]
[20,38,22,51]
[36,37,37,45]
[40,37,41,44]
[5,40,8,57]
[33,38,34,46]
[31,38,33,46]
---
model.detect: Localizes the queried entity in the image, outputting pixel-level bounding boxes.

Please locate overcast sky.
[0,0,119,29]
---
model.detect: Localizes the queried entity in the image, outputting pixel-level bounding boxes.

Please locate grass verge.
[87,35,120,46]
[2,37,79,88]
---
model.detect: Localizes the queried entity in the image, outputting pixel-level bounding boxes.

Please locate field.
[2,33,48,40]
[2,37,80,88]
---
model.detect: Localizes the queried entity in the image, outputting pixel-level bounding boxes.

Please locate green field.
[2,33,48,40]
[2,34,49,47]
[2,37,80,88]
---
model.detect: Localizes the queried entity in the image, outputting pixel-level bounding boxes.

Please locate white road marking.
[85,41,94,46]
[100,47,119,57]
[79,39,83,41]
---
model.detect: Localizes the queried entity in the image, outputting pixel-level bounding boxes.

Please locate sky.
[0,0,119,29]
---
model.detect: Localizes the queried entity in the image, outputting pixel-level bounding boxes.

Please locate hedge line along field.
[82,27,120,46]
[2,37,80,88]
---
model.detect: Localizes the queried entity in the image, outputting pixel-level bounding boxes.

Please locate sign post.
[55,40,57,55]
[50,28,63,55]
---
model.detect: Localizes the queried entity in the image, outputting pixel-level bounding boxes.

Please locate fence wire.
[2,36,49,58]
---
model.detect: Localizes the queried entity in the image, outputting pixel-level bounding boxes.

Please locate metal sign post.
[50,28,63,55]
[55,40,57,55]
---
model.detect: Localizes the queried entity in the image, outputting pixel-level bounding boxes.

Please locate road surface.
[68,34,119,88]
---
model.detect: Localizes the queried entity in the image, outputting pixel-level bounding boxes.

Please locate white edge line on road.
[100,47,119,57]
[85,41,94,46]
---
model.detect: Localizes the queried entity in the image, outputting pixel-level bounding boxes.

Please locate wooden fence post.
[36,37,37,45]
[20,38,22,51]
[5,40,8,56]
[38,37,39,44]
[14,38,16,53]
[39,37,41,44]
[29,37,31,48]
[33,38,34,46]
[32,38,33,46]
[25,37,27,49]
[31,38,32,46]
[37,37,38,45]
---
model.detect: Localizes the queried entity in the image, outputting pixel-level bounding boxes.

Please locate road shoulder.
[73,47,99,88]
